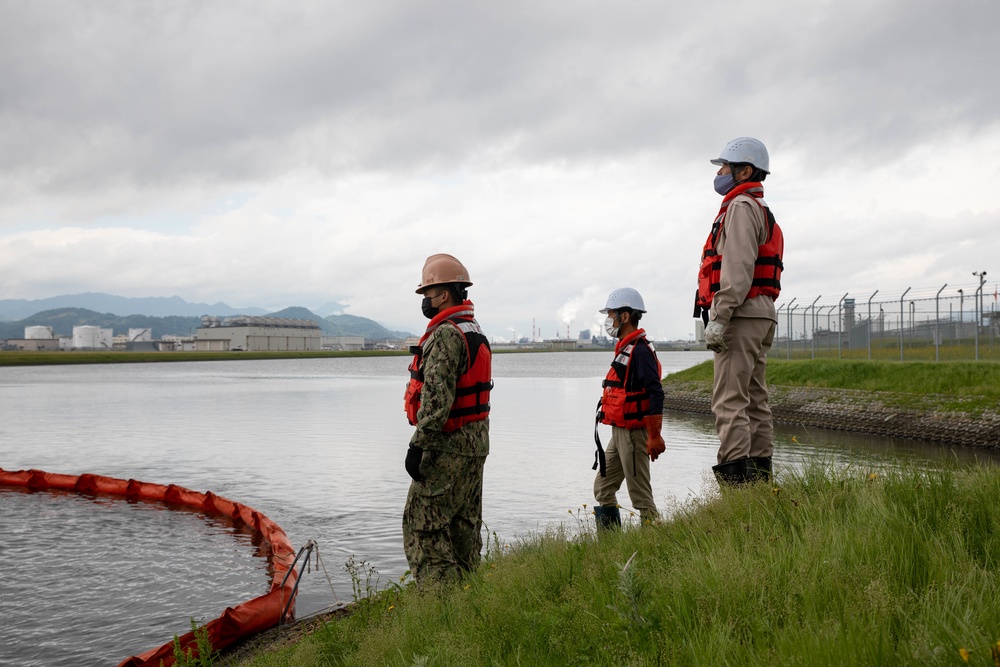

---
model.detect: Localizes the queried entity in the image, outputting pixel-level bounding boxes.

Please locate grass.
[235,461,1000,666]
[667,359,1000,407]
[774,337,1000,363]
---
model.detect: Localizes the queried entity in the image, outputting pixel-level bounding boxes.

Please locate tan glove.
[643,414,665,462]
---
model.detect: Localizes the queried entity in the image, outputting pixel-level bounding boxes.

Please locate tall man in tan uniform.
[694,137,784,485]
[403,254,492,587]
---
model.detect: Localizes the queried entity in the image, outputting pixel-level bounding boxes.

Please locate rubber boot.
[594,505,621,532]
[713,457,750,487]
[748,456,772,483]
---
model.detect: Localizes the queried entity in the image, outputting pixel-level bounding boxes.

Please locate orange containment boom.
[0,468,299,667]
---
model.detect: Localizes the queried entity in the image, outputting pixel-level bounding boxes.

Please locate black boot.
[713,457,750,487]
[748,456,772,483]
[594,505,621,532]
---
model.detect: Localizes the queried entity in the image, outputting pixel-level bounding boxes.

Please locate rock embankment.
[664,382,1000,449]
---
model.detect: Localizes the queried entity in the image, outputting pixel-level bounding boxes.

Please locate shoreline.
[664,380,1000,449]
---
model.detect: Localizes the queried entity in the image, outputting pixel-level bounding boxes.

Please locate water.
[1,351,996,665]
[0,489,267,665]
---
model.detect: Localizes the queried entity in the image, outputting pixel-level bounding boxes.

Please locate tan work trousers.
[593,425,657,521]
[712,317,776,464]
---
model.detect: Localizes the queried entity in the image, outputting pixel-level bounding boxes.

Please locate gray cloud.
[5,0,996,207]
[0,0,997,338]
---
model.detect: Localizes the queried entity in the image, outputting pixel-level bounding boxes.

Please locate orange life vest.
[695,182,783,318]
[599,329,661,429]
[404,302,492,432]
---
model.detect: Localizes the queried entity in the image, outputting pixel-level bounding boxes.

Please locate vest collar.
[615,328,646,354]
[423,300,475,337]
[721,181,764,204]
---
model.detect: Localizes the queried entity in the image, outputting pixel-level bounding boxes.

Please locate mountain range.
[0,294,414,340]
[0,293,272,321]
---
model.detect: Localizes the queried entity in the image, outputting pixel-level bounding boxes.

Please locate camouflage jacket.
[409,323,490,457]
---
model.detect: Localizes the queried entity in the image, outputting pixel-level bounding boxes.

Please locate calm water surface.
[1,351,996,665]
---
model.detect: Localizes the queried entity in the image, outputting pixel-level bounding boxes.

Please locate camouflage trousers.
[402,449,487,588]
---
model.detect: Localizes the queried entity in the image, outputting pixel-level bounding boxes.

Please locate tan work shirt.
[710,194,778,327]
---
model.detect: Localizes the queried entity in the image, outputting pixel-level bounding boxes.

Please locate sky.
[1,0,998,342]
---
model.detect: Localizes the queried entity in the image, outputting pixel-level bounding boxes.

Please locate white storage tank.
[128,328,152,342]
[24,326,54,340]
[72,326,113,349]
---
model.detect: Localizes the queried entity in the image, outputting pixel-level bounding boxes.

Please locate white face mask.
[604,316,619,339]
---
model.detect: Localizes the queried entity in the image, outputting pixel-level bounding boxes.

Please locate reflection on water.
[0,488,268,666]
[1,351,997,664]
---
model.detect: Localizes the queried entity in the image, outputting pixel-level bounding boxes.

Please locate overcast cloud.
[1,0,997,340]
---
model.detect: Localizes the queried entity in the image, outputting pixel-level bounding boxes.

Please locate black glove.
[405,446,424,482]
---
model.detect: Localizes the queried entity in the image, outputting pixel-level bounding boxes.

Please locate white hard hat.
[600,287,646,314]
[710,137,770,174]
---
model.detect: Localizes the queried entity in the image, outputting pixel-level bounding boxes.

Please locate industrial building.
[194,316,321,352]
[12,325,115,351]
[72,325,113,350]
[322,335,365,351]
[6,326,62,351]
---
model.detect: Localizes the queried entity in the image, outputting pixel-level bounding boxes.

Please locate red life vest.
[599,329,661,429]
[695,182,783,315]
[404,302,493,432]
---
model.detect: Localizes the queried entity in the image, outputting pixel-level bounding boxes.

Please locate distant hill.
[0,308,202,339]
[0,306,415,340]
[267,307,413,339]
[0,293,268,321]
[325,313,413,339]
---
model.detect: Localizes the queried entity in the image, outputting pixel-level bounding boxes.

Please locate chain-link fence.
[776,279,1000,361]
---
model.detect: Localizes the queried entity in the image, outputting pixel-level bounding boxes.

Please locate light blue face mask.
[714,172,736,196]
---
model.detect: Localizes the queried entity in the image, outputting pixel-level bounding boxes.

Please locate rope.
[277,540,343,631]
[310,541,340,603]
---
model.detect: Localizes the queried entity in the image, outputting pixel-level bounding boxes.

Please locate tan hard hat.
[416,253,473,294]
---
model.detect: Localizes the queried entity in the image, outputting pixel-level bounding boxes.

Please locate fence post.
[788,300,798,360]
[837,292,848,359]
[898,287,911,361]
[935,283,947,362]
[975,281,984,361]
[958,289,964,343]
[809,296,821,359]
[776,303,785,352]
[867,290,878,360]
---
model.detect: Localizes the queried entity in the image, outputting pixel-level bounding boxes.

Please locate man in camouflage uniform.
[402,254,492,588]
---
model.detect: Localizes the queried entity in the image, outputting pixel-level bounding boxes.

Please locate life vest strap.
[450,403,490,418]
[593,398,607,477]
[454,380,494,396]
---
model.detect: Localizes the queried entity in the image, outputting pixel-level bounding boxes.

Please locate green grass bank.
[229,462,1000,667]
[663,360,1000,448]
[667,359,1000,404]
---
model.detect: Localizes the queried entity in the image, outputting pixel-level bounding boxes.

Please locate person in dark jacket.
[593,287,665,529]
